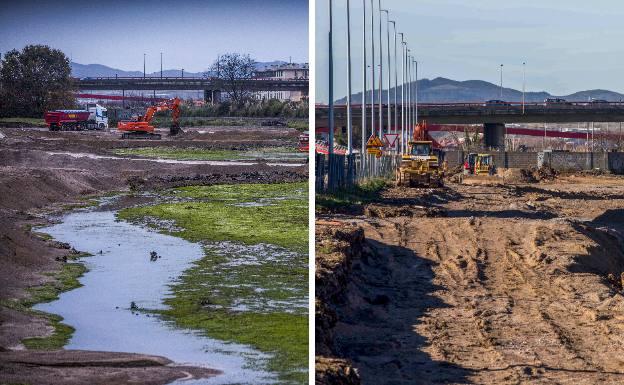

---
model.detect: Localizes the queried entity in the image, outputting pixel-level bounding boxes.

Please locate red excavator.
[117,97,181,139]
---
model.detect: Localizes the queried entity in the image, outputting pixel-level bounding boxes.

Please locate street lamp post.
[346,0,353,155]
[390,21,397,139]
[328,0,334,156]
[143,53,146,78]
[361,0,367,164]
[381,9,391,141]
[499,64,504,99]
[522,62,526,114]
[407,51,411,143]
[377,0,383,139]
[400,36,405,154]
[414,59,418,132]
[160,52,163,79]
[370,0,375,141]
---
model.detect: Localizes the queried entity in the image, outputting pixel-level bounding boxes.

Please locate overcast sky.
[316,0,624,102]
[0,0,308,72]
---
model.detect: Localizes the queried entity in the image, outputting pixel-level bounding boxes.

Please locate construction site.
[316,116,624,384]
[0,110,309,384]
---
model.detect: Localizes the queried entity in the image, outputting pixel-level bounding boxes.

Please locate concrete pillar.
[204,89,221,104]
[483,123,505,149]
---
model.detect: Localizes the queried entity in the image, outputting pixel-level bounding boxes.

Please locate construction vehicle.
[461,153,502,184]
[117,97,181,139]
[396,140,446,187]
[45,104,108,131]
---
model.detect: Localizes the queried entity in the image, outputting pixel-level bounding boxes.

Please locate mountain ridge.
[336,76,624,104]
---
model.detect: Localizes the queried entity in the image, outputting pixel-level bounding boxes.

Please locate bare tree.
[210,53,256,106]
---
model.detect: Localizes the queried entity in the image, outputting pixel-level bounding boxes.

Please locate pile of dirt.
[315,357,360,385]
[0,350,219,385]
[315,223,363,385]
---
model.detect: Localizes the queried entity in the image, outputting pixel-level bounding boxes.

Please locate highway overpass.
[317,102,624,148]
[316,102,624,126]
[76,77,309,102]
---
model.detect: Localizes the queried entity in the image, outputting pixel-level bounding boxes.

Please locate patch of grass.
[4,262,88,350]
[0,117,47,127]
[113,147,301,161]
[113,147,242,161]
[23,263,87,307]
[61,199,99,211]
[316,178,388,210]
[118,182,308,383]
[286,120,308,131]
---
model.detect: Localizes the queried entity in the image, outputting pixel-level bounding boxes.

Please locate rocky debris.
[149,251,160,262]
[316,356,360,385]
[364,203,446,218]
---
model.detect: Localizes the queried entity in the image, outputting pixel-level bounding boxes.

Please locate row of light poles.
[327,0,419,161]
[143,52,165,79]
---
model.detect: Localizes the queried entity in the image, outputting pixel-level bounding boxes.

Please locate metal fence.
[316,152,400,193]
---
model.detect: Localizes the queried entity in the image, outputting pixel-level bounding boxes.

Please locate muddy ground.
[0,125,307,384]
[317,174,624,385]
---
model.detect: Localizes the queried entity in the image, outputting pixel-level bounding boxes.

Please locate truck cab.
[86,104,108,129]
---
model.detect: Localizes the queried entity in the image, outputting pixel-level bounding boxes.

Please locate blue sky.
[316,0,624,102]
[0,0,308,72]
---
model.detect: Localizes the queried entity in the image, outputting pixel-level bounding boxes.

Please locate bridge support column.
[483,123,505,149]
[204,89,221,104]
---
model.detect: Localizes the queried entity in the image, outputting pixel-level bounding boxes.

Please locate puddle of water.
[46,151,303,167]
[34,210,276,384]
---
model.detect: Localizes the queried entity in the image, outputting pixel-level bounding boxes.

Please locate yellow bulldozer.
[461,153,503,184]
[396,140,446,187]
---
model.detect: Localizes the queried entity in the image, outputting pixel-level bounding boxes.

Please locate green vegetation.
[287,120,308,132]
[0,45,75,118]
[112,146,300,161]
[114,147,242,161]
[118,182,308,383]
[6,262,88,349]
[0,117,47,127]
[316,179,388,210]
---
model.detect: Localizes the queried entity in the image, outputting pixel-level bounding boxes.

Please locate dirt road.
[0,125,306,384]
[317,176,624,384]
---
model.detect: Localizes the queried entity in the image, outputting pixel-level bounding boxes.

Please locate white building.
[254,63,309,102]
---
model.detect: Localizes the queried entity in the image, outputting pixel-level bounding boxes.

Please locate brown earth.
[0,125,307,384]
[317,175,624,384]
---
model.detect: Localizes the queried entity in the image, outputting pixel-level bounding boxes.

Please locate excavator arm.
[118,97,181,139]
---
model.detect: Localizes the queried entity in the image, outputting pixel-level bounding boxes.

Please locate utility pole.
[346,0,353,155]
[361,0,367,164]
[328,0,334,155]
[377,0,383,139]
[370,0,375,140]
[414,59,418,133]
[390,21,397,139]
[499,64,504,99]
[400,36,405,154]
[522,62,526,114]
[381,9,391,139]
[407,51,411,143]
[160,52,163,79]
[143,53,146,78]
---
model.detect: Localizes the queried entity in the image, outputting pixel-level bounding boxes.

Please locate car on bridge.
[484,99,512,106]
[544,98,571,106]
[590,99,610,104]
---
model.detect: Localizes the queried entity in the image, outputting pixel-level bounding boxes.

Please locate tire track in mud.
[333,181,624,384]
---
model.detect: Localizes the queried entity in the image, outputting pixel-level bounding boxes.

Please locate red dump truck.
[44,110,91,131]
[44,104,109,131]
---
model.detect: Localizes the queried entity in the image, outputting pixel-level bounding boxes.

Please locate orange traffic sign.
[366,135,384,148]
